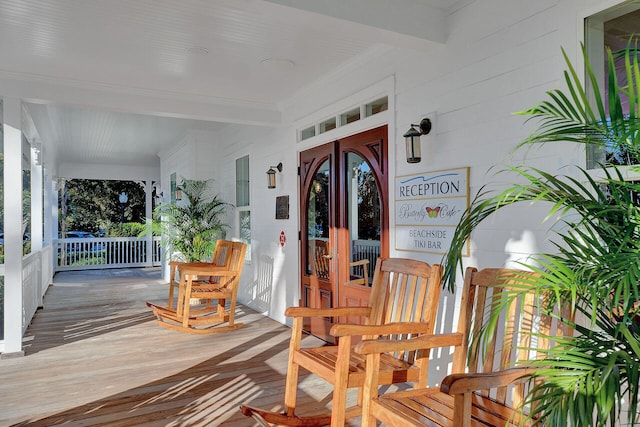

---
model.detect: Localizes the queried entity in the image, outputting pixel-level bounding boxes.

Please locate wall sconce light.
[267,162,283,189]
[404,118,432,163]
[175,188,182,201]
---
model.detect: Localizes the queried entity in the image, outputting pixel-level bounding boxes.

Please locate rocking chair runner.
[355,267,574,427]
[148,241,247,334]
[241,257,443,427]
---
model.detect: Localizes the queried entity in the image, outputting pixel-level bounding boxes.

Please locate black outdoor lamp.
[404,118,432,163]
[119,191,128,223]
[267,162,283,189]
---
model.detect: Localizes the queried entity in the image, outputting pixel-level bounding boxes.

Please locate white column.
[31,147,44,306]
[43,166,54,246]
[145,180,153,267]
[2,97,25,357]
[31,147,43,253]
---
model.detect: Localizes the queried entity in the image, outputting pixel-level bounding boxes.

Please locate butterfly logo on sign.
[425,206,441,218]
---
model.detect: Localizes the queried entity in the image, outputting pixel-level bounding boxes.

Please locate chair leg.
[218,297,226,320]
[181,275,194,330]
[360,352,381,427]
[227,297,235,327]
[284,316,304,416]
[168,264,178,309]
[330,335,352,427]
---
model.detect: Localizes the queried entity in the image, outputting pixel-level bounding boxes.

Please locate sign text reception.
[395,167,469,255]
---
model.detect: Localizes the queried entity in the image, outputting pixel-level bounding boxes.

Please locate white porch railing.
[55,237,163,271]
[22,251,42,335]
[351,239,380,282]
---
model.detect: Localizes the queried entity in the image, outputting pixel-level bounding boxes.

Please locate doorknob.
[322,254,333,259]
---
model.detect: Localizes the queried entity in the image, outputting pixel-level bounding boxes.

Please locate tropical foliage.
[150,178,229,262]
[443,45,640,426]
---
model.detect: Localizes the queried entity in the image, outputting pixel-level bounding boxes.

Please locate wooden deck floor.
[0,268,362,426]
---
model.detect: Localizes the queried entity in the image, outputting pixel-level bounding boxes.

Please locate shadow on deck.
[0,268,357,426]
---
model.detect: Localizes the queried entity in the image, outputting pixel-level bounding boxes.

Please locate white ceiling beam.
[0,73,282,127]
[58,162,160,181]
[263,0,447,45]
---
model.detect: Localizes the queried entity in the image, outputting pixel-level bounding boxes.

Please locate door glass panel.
[306,159,330,276]
[346,152,380,286]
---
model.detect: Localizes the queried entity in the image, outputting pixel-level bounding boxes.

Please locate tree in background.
[58,179,147,236]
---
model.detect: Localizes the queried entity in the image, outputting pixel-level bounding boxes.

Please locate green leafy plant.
[444,45,640,426]
[149,178,230,262]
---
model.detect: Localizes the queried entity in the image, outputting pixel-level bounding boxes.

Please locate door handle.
[322,254,333,259]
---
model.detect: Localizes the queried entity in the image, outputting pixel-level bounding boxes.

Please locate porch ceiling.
[0,0,455,171]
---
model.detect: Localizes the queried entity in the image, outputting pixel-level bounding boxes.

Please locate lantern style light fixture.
[403,118,432,163]
[175,188,182,201]
[118,192,128,223]
[267,162,283,189]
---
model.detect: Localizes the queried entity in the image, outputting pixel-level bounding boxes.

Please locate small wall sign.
[275,195,290,219]
[395,167,470,255]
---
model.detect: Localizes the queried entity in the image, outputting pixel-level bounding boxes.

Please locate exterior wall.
[152,0,617,382]
[209,0,609,329]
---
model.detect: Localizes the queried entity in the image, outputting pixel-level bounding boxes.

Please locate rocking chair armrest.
[354,332,463,354]
[179,266,237,277]
[177,262,226,271]
[284,306,371,319]
[331,322,441,338]
[441,367,535,395]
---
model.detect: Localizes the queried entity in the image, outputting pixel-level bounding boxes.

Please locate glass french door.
[299,126,388,342]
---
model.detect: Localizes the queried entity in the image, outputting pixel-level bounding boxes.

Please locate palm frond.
[149,178,230,262]
[443,45,640,426]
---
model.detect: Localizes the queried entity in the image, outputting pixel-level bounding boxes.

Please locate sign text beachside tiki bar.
[395,167,469,255]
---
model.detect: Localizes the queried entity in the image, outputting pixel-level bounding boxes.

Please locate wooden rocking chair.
[148,241,247,334]
[163,239,233,310]
[241,257,443,427]
[356,267,574,427]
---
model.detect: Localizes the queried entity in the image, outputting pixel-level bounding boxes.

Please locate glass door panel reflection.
[346,153,380,287]
[307,159,330,281]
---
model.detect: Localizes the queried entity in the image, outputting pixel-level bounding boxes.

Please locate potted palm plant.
[151,178,230,262]
[444,45,640,426]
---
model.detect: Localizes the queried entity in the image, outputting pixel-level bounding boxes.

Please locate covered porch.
[0,268,368,426]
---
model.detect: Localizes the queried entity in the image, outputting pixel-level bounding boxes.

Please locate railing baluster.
[54,236,163,271]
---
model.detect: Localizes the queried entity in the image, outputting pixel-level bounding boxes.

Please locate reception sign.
[395,167,469,255]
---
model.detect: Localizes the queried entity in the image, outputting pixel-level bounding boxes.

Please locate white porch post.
[2,97,25,357]
[31,147,44,306]
[145,180,153,266]
[43,167,55,246]
[31,147,43,253]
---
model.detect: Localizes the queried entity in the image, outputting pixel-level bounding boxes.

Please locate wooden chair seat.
[372,388,534,427]
[295,347,419,387]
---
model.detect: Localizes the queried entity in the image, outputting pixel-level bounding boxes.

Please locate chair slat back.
[212,239,233,268]
[228,241,247,273]
[310,239,330,279]
[366,258,443,370]
[207,241,246,289]
[455,267,573,407]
